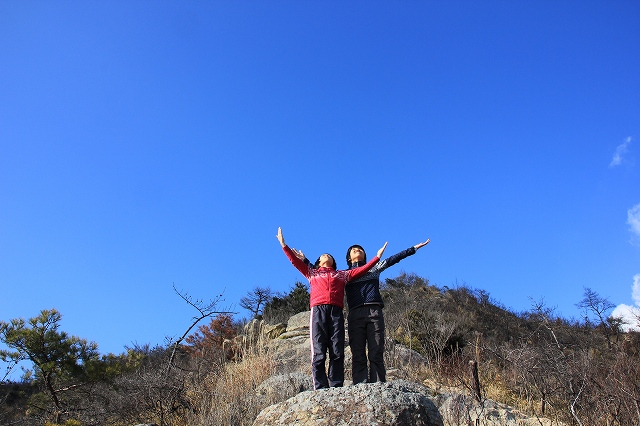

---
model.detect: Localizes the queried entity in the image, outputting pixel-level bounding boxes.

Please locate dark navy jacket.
[346,247,417,310]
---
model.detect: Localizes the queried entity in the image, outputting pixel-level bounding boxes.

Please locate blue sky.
[1,1,639,372]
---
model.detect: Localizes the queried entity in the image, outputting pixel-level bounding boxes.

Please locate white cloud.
[628,203,640,239]
[632,273,640,305]
[612,274,640,331]
[610,136,632,167]
[612,304,640,331]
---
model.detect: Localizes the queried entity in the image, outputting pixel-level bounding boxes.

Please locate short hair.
[314,254,337,270]
[345,244,366,268]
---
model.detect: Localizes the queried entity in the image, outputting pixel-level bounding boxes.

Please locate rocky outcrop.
[267,334,310,374]
[434,393,560,426]
[285,310,310,332]
[255,372,313,401]
[263,322,286,339]
[253,380,443,426]
[277,310,310,339]
[248,311,564,426]
[244,318,263,345]
[243,311,309,342]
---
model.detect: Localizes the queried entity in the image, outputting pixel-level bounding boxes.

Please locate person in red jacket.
[276,227,387,389]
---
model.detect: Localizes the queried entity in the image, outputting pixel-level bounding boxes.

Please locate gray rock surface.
[277,329,309,339]
[253,380,443,426]
[255,372,314,400]
[263,322,286,339]
[267,334,311,373]
[434,392,561,426]
[286,310,310,332]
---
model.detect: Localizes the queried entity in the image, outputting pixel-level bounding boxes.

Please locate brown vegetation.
[1,273,639,425]
[382,272,640,425]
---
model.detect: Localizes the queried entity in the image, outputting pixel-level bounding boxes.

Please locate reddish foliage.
[185,314,237,359]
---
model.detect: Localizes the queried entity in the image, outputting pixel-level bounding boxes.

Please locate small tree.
[240,287,274,319]
[186,314,237,363]
[576,287,615,326]
[0,309,99,424]
[263,282,310,324]
[576,287,616,347]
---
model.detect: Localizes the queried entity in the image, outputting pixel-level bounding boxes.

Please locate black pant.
[310,305,345,389]
[348,305,385,384]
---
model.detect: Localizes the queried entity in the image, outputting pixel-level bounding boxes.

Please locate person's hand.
[292,248,305,260]
[276,227,286,247]
[414,239,430,250]
[377,242,388,258]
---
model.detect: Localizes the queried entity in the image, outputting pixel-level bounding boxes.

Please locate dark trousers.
[310,305,345,389]
[348,305,385,384]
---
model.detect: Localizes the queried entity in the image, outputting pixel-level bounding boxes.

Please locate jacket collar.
[350,261,365,269]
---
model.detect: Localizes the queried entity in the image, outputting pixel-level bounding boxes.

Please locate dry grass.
[177,348,278,426]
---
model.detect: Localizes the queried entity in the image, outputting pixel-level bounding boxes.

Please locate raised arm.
[277,227,312,278]
[376,238,430,273]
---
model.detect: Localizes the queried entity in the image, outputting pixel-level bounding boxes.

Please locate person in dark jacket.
[345,239,430,384]
[276,227,388,389]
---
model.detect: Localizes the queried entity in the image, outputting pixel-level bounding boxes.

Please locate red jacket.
[282,245,380,308]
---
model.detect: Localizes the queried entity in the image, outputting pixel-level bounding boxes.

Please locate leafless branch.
[166,284,236,374]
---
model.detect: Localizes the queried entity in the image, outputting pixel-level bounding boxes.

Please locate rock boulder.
[253,380,443,426]
[286,310,310,332]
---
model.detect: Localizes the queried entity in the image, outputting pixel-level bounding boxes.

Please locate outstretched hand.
[292,248,305,260]
[414,239,430,250]
[276,227,286,247]
[377,242,388,259]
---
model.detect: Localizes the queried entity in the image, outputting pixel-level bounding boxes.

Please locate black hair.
[314,254,337,270]
[346,244,367,268]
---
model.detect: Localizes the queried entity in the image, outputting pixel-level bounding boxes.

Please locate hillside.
[1,272,638,425]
